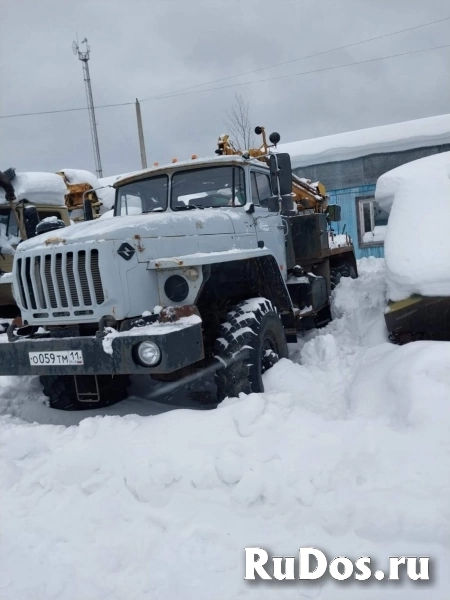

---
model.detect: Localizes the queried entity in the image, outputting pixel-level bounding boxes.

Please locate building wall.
[293,143,450,259]
[328,185,383,259]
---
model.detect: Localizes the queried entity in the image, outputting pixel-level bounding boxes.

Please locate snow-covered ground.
[1,258,449,599]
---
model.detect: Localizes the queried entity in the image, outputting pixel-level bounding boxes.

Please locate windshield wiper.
[173,205,204,211]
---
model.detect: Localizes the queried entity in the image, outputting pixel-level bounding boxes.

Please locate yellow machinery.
[56,171,102,221]
[216,126,329,213]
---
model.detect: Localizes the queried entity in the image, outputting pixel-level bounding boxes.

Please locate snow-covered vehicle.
[0,170,71,317]
[377,151,450,343]
[0,130,357,409]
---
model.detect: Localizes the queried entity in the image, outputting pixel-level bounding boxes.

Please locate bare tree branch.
[224,93,254,151]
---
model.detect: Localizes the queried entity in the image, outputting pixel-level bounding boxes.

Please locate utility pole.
[73,38,103,178]
[135,99,148,169]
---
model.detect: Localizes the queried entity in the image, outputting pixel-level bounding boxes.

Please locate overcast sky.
[1,0,449,177]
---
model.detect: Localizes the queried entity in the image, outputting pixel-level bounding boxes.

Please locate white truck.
[0,130,357,410]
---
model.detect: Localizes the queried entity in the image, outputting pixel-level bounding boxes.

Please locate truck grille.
[16,249,105,316]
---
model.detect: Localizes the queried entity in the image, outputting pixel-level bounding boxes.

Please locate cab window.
[171,166,246,209]
[0,209,20,239]
[251,172,271,206]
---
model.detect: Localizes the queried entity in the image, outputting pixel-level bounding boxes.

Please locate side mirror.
[267,196,279,213]
[327,204,341,222]
[83,198,94,221]
[24,206,40,239]
[269,153,292,197]
[36,218,66,237]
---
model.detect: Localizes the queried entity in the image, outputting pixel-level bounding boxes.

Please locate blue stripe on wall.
[328,184,384,259]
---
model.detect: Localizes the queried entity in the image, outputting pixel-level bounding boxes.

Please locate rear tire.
[330,262,357,290]
[40,375,130,411]
[214,298,288,401]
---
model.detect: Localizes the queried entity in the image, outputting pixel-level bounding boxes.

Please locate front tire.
[214,298,288,401]
[40,375,130,410]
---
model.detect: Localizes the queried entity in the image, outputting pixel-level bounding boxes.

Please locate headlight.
[164,275,189,302]
[135,341,161,366]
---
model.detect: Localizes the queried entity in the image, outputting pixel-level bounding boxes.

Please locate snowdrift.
[1,259,449,598]
[376,151,450,300]
[0,172,66,206]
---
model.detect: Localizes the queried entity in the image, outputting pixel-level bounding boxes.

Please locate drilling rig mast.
[72,38,103,177]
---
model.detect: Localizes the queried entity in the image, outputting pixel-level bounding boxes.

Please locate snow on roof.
[58,169,99,188]
[0,172,67,206]
[114,155,255,186]
[376,151,450,301]
[277,114,450,168]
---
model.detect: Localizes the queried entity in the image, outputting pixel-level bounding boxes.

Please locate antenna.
[73,37,103,177]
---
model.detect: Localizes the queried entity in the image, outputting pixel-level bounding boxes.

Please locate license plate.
[29,350,84,366]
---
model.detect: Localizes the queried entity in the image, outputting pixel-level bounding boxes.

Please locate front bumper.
[0,320,204,376]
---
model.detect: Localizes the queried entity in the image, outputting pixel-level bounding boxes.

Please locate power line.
[142,15,450,101]
[0,101,134,120]
[144,43,450,100]
[1,42,449,120]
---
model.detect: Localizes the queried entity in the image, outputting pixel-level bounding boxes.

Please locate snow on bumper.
[0,316,203,376]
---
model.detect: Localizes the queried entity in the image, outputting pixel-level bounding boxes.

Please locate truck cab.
[0,172,71,317]
[0,142,357,410]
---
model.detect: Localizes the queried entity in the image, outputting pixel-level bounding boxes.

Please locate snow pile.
[0,259,449,598]
[376,151,450,300]
[362,224,387,244]
[0,172,66,206]
[98,175,127,211]
[278,113,450,168]
[58,169,99,189]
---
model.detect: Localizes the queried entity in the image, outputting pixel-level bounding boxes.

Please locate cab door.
[250,170,287,279]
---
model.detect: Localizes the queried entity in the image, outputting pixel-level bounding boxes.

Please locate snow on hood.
[17,209,236,251]
[278,114,450,168]
[376,151,450,300]
[0,172,66,206]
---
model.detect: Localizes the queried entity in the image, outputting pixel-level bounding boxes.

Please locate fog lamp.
[136,341,161,366]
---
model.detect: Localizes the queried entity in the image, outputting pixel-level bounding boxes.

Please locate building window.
[356,196,389,247]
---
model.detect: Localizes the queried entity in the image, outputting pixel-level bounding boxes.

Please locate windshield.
[115,175,168,215]
[0,209,20,240]
[171,166,246,210]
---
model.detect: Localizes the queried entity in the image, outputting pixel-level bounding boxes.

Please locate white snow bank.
[0,172,66,206]
[278,113,450,168]
[1,259,449,598]
[376,151,450,300]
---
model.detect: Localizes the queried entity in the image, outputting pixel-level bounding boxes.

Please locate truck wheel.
[330,262,357,290]
[214,298,288,401]
[39,375,130,411]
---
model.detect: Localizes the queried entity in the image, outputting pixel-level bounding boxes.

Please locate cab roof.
[113,155,268,188]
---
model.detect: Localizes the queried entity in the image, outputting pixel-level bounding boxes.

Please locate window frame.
[356,195,386,248]
[114,174,169,216]
[250,170,272,207]
[170,165,246,210]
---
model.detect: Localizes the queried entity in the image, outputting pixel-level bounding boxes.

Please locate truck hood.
[18,210,236,251]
